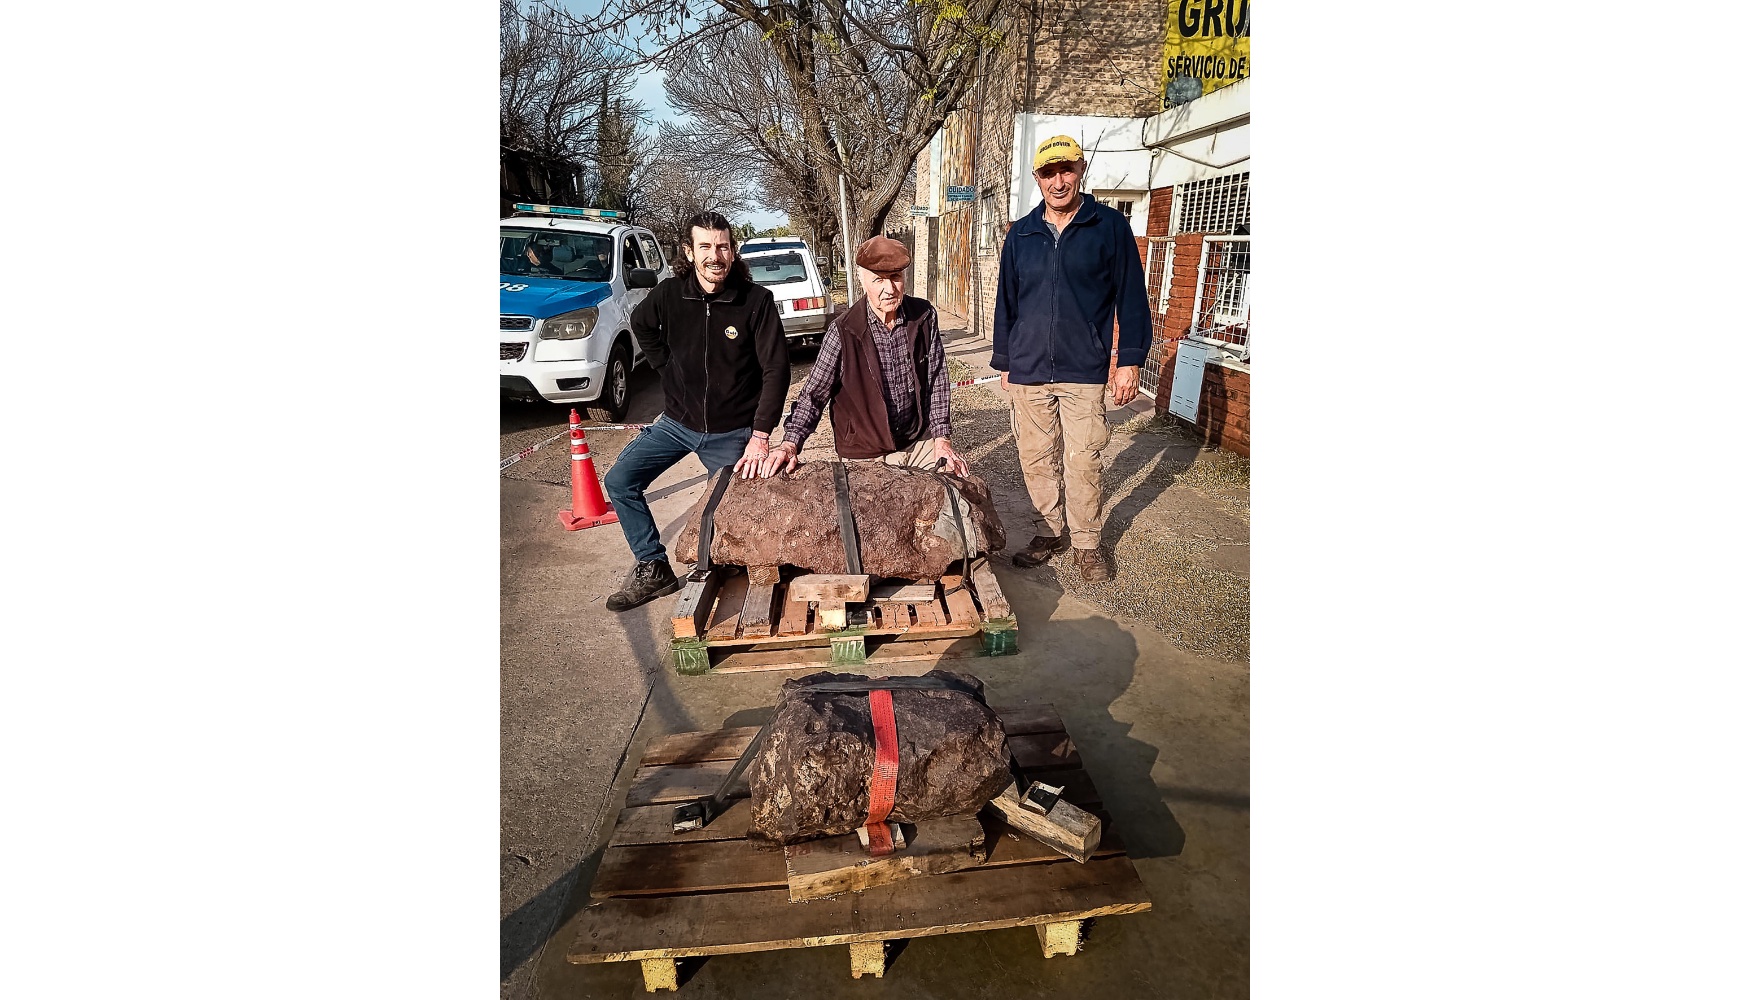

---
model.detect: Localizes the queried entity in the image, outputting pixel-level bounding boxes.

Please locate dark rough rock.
[747,670,1013,845]
[674,462,1006,579]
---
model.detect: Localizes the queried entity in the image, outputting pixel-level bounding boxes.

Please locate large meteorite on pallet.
[747,669,1012,845]
[674,462,1007,581]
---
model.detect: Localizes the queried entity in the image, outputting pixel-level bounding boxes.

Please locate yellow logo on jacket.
[724,325,739,340]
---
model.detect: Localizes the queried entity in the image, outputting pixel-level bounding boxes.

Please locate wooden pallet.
[568,704,1151,991]
[668,556,1017,675]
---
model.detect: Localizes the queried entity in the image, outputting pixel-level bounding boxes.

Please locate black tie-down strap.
[833,461,862,576]
[933,459,976,593]
[687,467,736,583]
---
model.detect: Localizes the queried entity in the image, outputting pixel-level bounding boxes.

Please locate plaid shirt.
[782,299,952,452]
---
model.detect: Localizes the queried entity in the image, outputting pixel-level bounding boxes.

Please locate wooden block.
[787,574,872,603]
[871,580,938,602]
[775,588,811,637]
[640,957,678,991]
[829,633,866,665]
[1036,920,1085,958]
[566,855,1152,964]
[817,601,847,630]
[967,556,1011,620]
[783,815,989,901]
[941,574,980,626]
[705,573,750,640]
[746,564,781,586]
[670,569,724,639]
[910,599,944,628]
[983,780,1101,863]
[877,601,911,630]
[740,580,778,639]
[848,941,887,978]
[670,639,711,676]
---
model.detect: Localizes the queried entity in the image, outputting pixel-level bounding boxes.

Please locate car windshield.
[501,228,615,281]
[746,252,810,286]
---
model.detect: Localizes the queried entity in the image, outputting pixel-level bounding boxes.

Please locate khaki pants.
[840,437,941,470]
[1009,382,1109,549]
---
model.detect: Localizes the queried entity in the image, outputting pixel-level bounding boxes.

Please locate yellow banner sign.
[1162,0,1251,105]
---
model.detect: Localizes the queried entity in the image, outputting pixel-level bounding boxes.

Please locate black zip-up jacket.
[630,271,790,434]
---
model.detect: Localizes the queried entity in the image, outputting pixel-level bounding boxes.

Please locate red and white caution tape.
[950,374,1004,390]
[500,422,652,472]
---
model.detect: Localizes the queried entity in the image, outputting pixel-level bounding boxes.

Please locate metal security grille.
[1190,236,1250,354]
[1140,237,1177,398]
[500,315,534,332]
[1170,172,1250,237]
[501,342,527,361]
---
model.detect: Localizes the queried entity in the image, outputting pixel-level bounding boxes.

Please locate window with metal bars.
[1170,171,1250,236]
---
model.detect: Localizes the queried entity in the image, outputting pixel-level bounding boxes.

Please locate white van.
[738,237,834,345]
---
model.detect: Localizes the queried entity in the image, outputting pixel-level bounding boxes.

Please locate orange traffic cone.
[558,409,619,531]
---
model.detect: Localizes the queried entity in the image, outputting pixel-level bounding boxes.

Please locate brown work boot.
[1011,533,1070,569]
[1073,547,1112,582]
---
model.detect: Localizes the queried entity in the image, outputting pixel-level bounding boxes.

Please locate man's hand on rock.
[932,437,970,478]
[734,434,770,479]
[759,440,800,478]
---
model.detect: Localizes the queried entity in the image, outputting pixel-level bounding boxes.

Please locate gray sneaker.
[606,559,681,612]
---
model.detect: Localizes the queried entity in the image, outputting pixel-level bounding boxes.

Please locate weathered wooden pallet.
[569,704,1151,991]
[667,556,1018,675]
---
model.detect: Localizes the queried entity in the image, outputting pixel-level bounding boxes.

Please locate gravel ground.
[502,336,1250,662]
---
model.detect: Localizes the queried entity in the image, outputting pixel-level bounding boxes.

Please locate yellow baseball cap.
[1032,135,1084,172]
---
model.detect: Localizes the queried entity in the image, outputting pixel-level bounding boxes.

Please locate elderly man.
[993,135,1153,582]
[602,210,790,612]
[761,236,967,477]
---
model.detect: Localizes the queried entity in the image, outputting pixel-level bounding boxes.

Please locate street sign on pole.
[945,186,975,203]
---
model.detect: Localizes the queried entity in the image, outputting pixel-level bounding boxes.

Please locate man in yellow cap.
[993,135,1153,582]
[761,235,968,477]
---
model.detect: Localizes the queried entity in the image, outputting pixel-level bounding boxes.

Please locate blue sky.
[556,0,786,230]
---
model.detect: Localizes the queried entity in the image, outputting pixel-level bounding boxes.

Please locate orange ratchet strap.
[862,689,901,855]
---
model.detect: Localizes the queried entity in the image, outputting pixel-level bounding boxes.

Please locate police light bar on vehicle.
[512,203,624,220]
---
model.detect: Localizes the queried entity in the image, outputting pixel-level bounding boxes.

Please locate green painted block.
[672,640,712,675]
[982,627,1018,657]
[829,636,867,665]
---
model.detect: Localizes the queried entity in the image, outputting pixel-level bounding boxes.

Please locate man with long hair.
[601,212,790,612]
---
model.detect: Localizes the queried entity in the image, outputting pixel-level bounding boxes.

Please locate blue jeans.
[603,415,753,563]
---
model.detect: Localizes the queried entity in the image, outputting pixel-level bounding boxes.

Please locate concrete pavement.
[501,325,1249,998]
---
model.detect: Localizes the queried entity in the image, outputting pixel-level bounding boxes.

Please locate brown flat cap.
[855,235,910,272]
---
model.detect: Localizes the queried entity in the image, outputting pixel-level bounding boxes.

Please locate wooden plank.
[704,634,985,672]
[941,575,980,627]
[627,739,1080,807]
[670,569,723,640]
[910,598,945,628]
[566,854,1152,963]
[593,839,788,898]
[984,781,1101,864]
[594,807,1126,896]
[783,815,988,901]
[877,601,912,631]
[1009,731,1082,770]
[704,573,750,641]
[787,574,872,603]
[609,799,753,847]
[871,580,938,603]
[739,580,778,639]
[746,564,781,586]
[967,556,1011,621]
[774,585,811,637]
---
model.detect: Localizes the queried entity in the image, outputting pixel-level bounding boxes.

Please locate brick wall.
[1022,0,1165,119]
[1151,230,1249,457]
[1146,184,1173,235]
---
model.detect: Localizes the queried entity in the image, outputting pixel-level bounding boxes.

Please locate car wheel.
[584,339,632,423]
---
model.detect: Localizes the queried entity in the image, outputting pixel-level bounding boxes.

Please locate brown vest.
[828,296,936,460]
